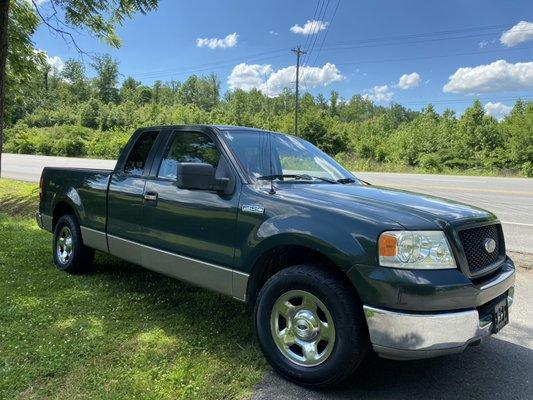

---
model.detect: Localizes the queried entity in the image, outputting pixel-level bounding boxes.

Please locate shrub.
[521,161,533,177]
[4,125,92,157]
[85,129,131,159]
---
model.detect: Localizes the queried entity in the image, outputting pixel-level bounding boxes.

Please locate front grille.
[458,224,503,275]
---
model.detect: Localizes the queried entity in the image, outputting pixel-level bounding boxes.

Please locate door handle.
[144,192,158,202]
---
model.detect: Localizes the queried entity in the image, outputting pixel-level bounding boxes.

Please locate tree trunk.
[0,0,10,178]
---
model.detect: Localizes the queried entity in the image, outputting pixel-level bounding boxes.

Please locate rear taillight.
[39,175,44,201]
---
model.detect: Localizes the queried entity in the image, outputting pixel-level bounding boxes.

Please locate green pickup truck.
[37,125,515,387]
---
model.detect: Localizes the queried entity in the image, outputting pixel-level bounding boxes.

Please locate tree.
[1,0,42,177]
[0,3,11,172]
[92,54,119,104]
[0,0,159,177]
[61,59,90,103]
[178,74,220,110]
[119,76,141,102]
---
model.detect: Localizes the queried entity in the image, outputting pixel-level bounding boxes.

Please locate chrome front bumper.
[364,285,515,360]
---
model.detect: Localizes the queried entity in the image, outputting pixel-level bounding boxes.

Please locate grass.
[0,179,266,399]
[0,178,40,217]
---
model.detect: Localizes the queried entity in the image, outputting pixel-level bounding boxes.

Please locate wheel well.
[52,201,76,229]
[246,245,356,305]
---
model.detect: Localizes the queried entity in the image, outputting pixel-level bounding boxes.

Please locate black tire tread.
[53,214,95,274]
[255,264,369,388]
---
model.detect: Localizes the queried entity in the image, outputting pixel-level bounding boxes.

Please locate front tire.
[255,265,369,388]
[53,214,94,274]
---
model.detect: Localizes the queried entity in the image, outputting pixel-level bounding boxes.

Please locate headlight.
[378,231,456,269]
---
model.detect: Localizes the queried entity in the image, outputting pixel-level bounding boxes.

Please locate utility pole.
[291,46,306,136]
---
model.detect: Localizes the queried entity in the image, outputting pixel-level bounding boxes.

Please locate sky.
[33,0,533,118]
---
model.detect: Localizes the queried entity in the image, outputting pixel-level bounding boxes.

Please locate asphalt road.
[1,153,532,253]
[253,267,533,400]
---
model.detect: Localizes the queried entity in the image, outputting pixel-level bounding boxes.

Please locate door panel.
[141,129,240,268]
[142,179,240,266]
[107,130,161,262]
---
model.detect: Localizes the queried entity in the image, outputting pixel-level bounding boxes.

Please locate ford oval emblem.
[484,238,496,253]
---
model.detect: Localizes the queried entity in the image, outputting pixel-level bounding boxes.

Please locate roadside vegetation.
[0,179,265,399]
[4,54,532,177]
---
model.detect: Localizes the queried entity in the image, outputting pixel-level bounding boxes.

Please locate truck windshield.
[221,129,359,184]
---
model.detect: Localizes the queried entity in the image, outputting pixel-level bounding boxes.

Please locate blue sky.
[34,0,533,117]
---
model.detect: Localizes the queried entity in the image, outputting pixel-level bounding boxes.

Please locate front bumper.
[364,273,515,360]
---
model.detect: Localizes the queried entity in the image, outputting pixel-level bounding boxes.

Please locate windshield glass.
[221,129,359,184]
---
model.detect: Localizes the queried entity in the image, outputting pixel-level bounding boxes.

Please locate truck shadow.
[253,330,533,400]
[253,329,533,400]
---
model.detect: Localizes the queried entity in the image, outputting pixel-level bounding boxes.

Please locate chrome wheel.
[270,290,335,367]
[56,226,73,264]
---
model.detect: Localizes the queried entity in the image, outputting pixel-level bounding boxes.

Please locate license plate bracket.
[491,297,509,334]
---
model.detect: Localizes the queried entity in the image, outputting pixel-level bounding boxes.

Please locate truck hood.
[277,183,493,229]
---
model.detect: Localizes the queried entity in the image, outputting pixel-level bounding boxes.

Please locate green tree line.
[4,54,533,176]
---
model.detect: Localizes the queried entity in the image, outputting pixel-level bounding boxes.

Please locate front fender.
[238,213,376,273]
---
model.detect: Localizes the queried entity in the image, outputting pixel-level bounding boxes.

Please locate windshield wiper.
[336,177,371,185]
[336,177,357,184]
[257,174,339,184]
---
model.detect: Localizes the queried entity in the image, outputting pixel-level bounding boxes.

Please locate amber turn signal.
[378,233,397,257]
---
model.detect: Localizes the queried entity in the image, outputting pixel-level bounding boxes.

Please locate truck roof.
[139,124,269,132]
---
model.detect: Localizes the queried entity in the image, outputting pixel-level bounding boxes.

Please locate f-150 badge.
[242,205,265,214]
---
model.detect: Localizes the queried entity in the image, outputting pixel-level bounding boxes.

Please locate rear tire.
[53,214,94,274]
[254,264,369,388]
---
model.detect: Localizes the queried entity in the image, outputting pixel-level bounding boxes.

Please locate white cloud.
[479,40,489,48]
[397,72,420,89]
[443,60,533,93]
[196,32,238,49]
[269,30,279,36]
[484,102,513,120]
[266,63,343,95]
[363,85,394,102]
[290,20,328,35]
[46,55,64,72]
[227,63,273,91]
[227,62,343,96]
[500,21,533,47]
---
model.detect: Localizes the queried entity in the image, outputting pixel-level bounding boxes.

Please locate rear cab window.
[124,131,159,175]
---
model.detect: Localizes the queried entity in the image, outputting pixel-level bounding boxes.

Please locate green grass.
[0,179,265,399]
[0,178,40,217]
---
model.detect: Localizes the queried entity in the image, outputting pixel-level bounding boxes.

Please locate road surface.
[253,267,533,400]
[1,153,532,253]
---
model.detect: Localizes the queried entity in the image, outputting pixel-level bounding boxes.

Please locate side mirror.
[177,163,229,192]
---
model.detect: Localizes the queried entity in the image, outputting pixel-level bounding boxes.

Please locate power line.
[310,0,340,69]
[325,23,521,47]
[292,46,307,135]
[301,0,328,68]
[300,0,323,64]
[300,0,331,87]
[321,29,533,52]
[336,46,529,67]
[130,48,288,79]
[302,0,340,90]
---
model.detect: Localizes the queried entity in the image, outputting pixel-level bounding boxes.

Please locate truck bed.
[39,167,113,233]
